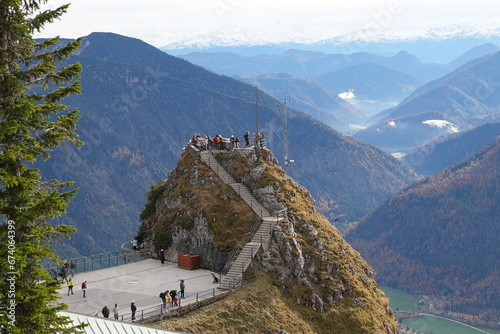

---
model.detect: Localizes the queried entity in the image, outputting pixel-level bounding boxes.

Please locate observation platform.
[58,258,224,325]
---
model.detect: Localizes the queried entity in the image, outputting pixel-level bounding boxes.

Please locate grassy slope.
[140,150,259,255]
[155,271,318,334]
[155,270,390,334]
[254,152,397,333]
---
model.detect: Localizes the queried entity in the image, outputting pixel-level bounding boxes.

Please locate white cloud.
[338,90,356,99]
[422,119,459,133]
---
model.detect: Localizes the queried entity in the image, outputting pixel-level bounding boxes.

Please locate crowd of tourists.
[50,259,76,282]
[95,279,187,320]
[190,131,265,150]
[158,279,186,310]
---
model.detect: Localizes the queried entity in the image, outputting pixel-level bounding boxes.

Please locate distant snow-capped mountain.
[156,22,500,64]
[158,21,500,52]
[159,23,334,51]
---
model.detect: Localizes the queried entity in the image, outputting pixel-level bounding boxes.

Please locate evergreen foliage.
[139,181,164,221]
[0,1,83,333]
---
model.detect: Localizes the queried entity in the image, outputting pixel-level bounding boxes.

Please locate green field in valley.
[381,286,417,311]
[381,287,494,334]
[402,316,490,334]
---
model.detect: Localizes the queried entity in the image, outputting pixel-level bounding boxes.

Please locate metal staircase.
[197,148,285,290]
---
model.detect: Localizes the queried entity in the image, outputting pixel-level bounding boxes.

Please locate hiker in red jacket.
[81,280,87,298]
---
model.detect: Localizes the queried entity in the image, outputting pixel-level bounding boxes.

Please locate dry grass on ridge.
[153,271,318,334]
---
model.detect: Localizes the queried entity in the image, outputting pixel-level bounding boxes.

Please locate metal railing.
[118,287,227,322]
[219,217,263,280]
[253,136,266,149]
[43,249,143,277]
[188,134,265,154]
[217,270,257,292]
[117,271,257,323]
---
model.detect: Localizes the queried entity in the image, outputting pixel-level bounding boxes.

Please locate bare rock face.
[166,212,229,271]
[163,196,181,209]
[138,152,230,270]
[256,217,330,312]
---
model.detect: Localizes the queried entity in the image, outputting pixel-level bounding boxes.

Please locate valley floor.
[382,287,497,334]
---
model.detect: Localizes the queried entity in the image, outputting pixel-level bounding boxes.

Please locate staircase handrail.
[193,142,280,288]
[223,249,258,290]
[274,208,287,220]
[219,216,262,278]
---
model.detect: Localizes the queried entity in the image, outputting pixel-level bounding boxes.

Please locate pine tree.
[0,1,84,333]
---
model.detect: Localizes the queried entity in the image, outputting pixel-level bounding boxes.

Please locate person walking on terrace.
[131,300,137,320]
[67,278,74,295]
[81,280,87,298]
[159,249,165,264]
[113,303,120,320]
[102,304,110,318]
[69,260,76,277]
[159,291,167,309]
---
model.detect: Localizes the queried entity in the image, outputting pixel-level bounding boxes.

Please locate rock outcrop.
[139,146,398,333]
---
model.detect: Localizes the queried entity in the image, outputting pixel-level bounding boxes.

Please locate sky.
[36,0,500,47]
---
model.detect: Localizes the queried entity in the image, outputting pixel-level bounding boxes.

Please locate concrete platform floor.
[58,257,224,320]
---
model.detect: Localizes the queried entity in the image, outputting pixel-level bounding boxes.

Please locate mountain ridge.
[159,23,500,63]
[39,32,419,256]
[354,50,500,152]
[235,73,366,132]
[316,62,423,102]
[402,122,500,175]
[179,48,448,82]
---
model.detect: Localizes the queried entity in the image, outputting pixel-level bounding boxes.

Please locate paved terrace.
[58,258,225,322]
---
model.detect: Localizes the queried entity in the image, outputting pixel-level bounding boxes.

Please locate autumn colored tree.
[0,0,84,333]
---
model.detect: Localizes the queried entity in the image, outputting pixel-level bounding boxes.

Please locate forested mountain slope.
[347,138,500,319]
[402,122,500,175]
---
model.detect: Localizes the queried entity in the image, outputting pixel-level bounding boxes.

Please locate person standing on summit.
[244,131,250,147]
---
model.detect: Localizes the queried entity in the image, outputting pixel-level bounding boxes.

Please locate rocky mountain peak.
[138,145,398,333]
